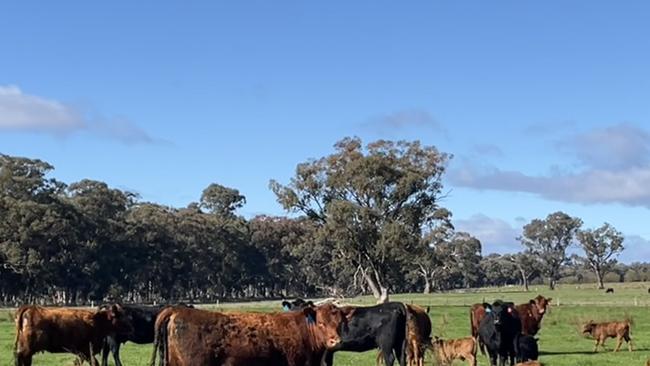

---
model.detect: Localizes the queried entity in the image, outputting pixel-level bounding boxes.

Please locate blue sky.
[2,1,650,261]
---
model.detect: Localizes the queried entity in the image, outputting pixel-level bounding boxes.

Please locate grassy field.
[2,282,650,365]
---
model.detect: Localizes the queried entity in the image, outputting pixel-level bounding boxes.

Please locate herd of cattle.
[10,295,634,366]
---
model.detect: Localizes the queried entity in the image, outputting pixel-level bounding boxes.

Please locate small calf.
[605,288,614,293]
[515,335,539,362]
[582,320,633,352]
[431,336,477,366]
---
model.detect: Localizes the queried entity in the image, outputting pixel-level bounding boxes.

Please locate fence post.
[635,297,638,307]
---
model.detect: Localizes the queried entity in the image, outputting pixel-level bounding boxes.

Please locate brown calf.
[515,295,552,336]
[582,320,633,352]
[431,336,477,366]
[151,303,349,366]
[14,304,133,366]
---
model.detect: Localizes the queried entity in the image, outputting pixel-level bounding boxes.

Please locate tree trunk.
[523,275,529,292]
[596,271,605,290]
[548,277,556,290]
[423,276,431,294]
[378,287,389,304]
[362,270,382,299]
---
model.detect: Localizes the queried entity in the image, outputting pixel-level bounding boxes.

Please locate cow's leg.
[382,347,396,366]
[101,338,110,366]
[112,342,123,366]
[376,351,383,366]
[468,353,477,366]
[624,333,633,352]
[322,351,334,366]
[593,338,600,352]
[16,352,32,366]
[614,335,623,352]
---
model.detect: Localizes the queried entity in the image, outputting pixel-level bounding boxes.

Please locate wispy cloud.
[454,214,523,255]
[362,109,446,135]
[557,122,650,170]
[471,143,504,157]
[450,123,650,208]
[0,85,158,145]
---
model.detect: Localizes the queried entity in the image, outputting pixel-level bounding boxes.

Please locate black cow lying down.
[99,303,193,366]
[478,300,521,366]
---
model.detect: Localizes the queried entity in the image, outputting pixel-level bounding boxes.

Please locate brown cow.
[375,304,431,366]
[582,320,633,352]
[14,304,133,366]
[430,336,477,366]
[515,295,552,336]
[151,303,349,366]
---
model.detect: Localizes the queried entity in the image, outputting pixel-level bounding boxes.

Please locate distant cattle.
[582,320,633,352]
[515,296,552,336]
[282,298,315,311]
[14,304,133,366]
[99,303,193,366]
[151,303,347,366]
[477,301,521,366]
[431,336,477,366]
[514,335,538,362]
[605,288,614,293]
[324,302,408,366]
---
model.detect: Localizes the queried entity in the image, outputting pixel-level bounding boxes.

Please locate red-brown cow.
[151,303,349,366]
[582,320,633,352]
[14,304,133,366]
[515,295,552,336]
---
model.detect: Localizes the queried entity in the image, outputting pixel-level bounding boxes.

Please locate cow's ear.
[306,301,315,307]
[529,300,536,305]
[302,307,316,325]
[282,301,291,311]
[547,298,552,303]
[482,303,491,310]
[110,304,120,315]
[426,306,430,314]
[343,308,356,322]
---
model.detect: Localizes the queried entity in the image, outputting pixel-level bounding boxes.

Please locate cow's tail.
[150,307,172,366]
[14,305,30,366]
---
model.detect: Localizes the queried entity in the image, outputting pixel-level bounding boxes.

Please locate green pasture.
[3,283,650,365]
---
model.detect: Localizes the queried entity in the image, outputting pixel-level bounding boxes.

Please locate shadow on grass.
[540,348,647,355]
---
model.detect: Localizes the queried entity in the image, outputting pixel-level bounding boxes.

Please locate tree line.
[0,138,633,305]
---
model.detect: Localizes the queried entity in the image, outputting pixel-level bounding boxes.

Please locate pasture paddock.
[2,284,650,365]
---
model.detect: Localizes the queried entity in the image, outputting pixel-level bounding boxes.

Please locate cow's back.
[16,306,97,354]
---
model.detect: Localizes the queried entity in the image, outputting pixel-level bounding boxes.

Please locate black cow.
[323,302,408,366]
[99,303,193,366]
[478,300,522,366]
[515,335,539,362]
[281,298,315,311]
[606,288,614,293]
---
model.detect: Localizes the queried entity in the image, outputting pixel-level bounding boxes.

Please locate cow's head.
[487,301,516,328]
[282,298,314,312]
[582,320,596,335]
[305,303,351,350]
[96,304,134,336]
[533,295,551,315]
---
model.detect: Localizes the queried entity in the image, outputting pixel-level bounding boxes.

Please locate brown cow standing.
[582,320,633,352]
[151,303,349,366]
[430,336,477,366]
[14,304,133,366]
[515,295,552,336]
[375,304,431,366]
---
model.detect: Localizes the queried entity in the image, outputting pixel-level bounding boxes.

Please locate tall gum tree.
[270,137,450,303]
[577,223,624,290]
[519,211,583,290]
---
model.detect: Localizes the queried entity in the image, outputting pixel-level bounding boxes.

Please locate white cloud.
[0,85,157,144]
[619,235,650,264]
[454,214,523,255]
[450,123,650,208]
[0,85,84,131]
